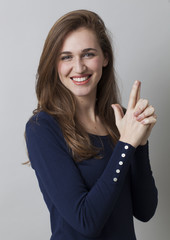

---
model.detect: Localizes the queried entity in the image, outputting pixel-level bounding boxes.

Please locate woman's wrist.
[119,137,137,148]
[139,140,148,146]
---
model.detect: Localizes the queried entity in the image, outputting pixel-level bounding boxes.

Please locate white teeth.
[72,76,90,82]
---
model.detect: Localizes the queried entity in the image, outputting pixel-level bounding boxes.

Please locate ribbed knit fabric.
[25,111,158,240]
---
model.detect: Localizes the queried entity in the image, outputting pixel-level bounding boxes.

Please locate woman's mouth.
[70,75,92,85]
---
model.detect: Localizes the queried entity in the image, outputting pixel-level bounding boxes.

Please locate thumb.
[111,104,124,124]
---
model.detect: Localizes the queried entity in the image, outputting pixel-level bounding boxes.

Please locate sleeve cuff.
[100,141,136,185]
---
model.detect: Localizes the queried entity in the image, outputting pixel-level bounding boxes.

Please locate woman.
[25,9,158,240]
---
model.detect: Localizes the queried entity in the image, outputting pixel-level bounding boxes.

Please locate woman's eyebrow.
[82,48,97,52]
[59,48,97,55]
[59,51,72,55]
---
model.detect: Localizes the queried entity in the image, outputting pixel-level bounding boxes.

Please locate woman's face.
[57,27,108,99]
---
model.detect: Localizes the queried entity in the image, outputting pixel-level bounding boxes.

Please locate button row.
[113,145,129,183]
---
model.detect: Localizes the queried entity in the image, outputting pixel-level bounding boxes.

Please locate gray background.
[0,0,170,239]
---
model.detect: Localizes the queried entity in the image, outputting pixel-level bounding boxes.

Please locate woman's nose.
[73,57,86,73]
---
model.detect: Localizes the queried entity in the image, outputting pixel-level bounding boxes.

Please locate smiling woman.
[25,9,158,240]
[32,9,120,160]
[57,27,108,97]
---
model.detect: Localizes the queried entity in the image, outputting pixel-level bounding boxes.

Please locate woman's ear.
[103,55,109,67]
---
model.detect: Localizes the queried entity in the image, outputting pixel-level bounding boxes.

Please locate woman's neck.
[75,94,97,123]
[75,94,108,136]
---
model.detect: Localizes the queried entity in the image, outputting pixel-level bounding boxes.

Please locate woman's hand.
[111,81,157,148]
[133,95,157,145]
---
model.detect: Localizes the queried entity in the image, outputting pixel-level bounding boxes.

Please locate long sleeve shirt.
[25,111,158,240]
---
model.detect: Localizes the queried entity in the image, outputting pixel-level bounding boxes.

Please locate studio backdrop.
[0,0,170,239]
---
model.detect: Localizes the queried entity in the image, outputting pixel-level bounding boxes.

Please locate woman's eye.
[61,55,72,61]
[83,52,95,58]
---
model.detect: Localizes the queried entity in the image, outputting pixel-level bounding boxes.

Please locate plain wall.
[1,0,170,239]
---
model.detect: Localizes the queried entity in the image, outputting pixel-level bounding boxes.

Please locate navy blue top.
[25,111,158,240]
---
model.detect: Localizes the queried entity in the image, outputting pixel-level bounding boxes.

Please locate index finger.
[127,80,141,109]
[136,81,141,102]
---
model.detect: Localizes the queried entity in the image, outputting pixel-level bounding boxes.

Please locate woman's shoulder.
[25,110,70,152]
[27,110,54,123]
[26,110,59,125]
[25,110,62,137]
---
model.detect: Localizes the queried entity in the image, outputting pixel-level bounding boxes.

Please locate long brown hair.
[30,9,121,162]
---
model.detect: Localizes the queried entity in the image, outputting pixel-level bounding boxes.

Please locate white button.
[116,169,120,173]
[121,153,126,157]
[119,161,123,165]
[124,145,129,150]
[113,177,118,182]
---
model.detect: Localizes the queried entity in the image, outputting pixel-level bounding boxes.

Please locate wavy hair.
[30,9,121,162]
